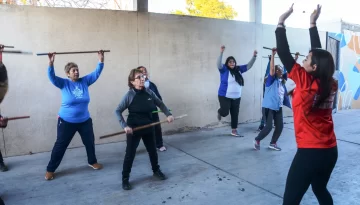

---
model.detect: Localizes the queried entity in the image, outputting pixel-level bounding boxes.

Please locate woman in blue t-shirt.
[217,45,257,137]
[45,51,105,180]
[254,48,291,151]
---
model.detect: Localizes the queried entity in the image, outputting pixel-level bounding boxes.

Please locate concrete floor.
[0,109,359,205]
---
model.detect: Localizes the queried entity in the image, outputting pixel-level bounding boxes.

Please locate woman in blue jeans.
[45,51,105,180]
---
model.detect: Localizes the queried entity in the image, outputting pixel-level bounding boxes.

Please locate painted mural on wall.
[329,30,360,110]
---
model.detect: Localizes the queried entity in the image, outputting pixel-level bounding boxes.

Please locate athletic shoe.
[269,143,281,151]
[254,140,260,150]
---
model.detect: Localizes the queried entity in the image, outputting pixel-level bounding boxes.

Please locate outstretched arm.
[84,50,105,86]
[217,46,225,70]
[264,55,270,77]
[275,4,296,73]
[309,5,322,49]
[47,53,65,89]
[239,50,257,73]
[269,49,276,76]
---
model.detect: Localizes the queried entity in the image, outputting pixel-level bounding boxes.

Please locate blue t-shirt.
[48,62,104,123]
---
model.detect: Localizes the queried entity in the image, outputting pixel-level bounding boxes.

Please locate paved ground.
[1,109,359,205]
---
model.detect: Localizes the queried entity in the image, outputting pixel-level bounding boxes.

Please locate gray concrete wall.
[0,5,327,157]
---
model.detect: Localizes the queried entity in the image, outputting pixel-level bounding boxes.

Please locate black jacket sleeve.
[275,27,296,73]
[309,26,322,49]
[150,82,162,101]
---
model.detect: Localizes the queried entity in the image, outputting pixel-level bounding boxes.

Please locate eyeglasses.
[134,75,145,80]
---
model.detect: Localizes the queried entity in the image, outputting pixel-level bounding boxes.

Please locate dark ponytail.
[309,49,335,108]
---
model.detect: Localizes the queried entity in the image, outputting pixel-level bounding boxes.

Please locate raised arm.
[269,49,276,76]
[309,5,322,48]
[275,4,296,73]
[264,55,271,77]
[83,50,105,86]
[217,45,225,70]
[238,50,258,74]
[47,53,65,89]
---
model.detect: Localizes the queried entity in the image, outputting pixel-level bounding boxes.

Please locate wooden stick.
[125,109,172,116]
[99,114,187,139]
[152,109,171,114]
[2,50,33,55]
[36,50,111,56]
[3,46,15,48]
[6,116,30,121]
[263,46,305,57]
[262,56,279,58]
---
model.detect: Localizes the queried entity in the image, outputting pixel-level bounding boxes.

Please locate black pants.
[152,113,163,148]
[122,127,160,179]
[46,117,97,172]
[218,96,241,129]
[0,196,4,205]
[283,146,338,205]
[255,107,283,144]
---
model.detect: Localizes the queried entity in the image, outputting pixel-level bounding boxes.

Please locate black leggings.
[218,96,241,129]
[255,107,283,144]
[283,146,338,205]
[122,127,159,179]
[152,113,164,148]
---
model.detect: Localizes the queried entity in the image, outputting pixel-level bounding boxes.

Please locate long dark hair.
[309,48,335,108]
[225,56,244,86]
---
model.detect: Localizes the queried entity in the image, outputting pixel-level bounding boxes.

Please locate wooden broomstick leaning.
[99,114,187,139]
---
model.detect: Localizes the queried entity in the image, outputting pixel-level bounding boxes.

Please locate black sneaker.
[0,162,8,172]
[153,169,167,180]
[122,178,132,190]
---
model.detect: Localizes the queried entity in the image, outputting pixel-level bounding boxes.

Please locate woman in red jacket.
[276,4,338,205]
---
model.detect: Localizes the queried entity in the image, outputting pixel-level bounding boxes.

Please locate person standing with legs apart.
[217,45,257,137]
[276,4,338,205]
[254,48,291,151]
[0,44,10,205]
[45,50,105,180]
[115,68,174,190]
[138,66,167,152]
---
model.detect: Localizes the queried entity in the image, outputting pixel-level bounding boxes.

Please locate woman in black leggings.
[115,68,174,190]
[276,4,338,205]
